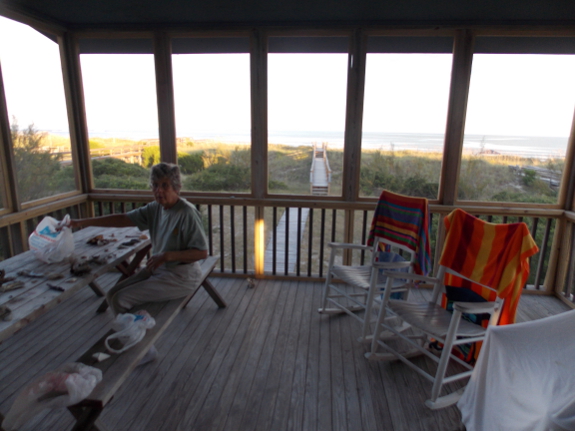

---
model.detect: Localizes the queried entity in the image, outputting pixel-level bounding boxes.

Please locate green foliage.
[178,153,204,174]
[92,158,149,178]
[142,146,161,167]
[522,168,537,186]
[268,146,313,189]
[458,157,517,201]
[91,158,149,190]
[94,174,149,190]
[10,121,74,202]
[185,163,250,191]
[269,179,288,190]
[491,190,557,204]
[359,150,440,199]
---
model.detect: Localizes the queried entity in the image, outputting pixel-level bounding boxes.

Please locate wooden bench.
[65,256,224,431]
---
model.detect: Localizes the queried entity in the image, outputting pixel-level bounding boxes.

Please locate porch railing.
[91,197,558,291]
[0,194,562,296]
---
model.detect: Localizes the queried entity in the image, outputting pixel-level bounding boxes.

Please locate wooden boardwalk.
[0,274,570,431]
[264,208,310,274]
[310,143,330,195]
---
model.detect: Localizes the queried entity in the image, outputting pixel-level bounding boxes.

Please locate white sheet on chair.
[458,309,575,431]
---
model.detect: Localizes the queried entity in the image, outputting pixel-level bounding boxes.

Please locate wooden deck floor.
[0,275,571,431]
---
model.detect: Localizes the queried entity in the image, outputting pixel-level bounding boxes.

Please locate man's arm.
[146,248,208,271]
[70,214,135,229]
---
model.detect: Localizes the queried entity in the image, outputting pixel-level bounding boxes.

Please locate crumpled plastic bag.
[28,215,74,263]
[2,362,102,431]
[105,310,156,354]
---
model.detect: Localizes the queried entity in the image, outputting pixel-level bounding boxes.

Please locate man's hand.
[146,253,167,272]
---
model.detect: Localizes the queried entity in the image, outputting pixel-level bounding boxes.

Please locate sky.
[1,15,575,143]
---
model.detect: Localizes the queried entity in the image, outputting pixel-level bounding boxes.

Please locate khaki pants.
[107,262,202,314]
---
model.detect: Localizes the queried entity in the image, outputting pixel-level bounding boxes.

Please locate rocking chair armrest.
[453,301,497,314]
[381,271,439,284]
[327,242,372,251]
[373,260,412,270]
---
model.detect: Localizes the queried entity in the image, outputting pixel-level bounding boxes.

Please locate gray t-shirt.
[127,199,208,267]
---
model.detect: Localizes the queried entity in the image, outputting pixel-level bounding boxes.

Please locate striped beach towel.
[367,190,431,276]
[439,209,539,325]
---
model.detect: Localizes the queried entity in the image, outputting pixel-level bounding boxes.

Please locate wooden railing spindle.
[307,208,313,277]
[243,206,247,274]
[219,205,224,272]
[230,205,236,273]
[319,208,326,278]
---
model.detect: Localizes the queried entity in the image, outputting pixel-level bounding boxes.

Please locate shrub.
[92,158,149,178]
[10,121,73,202]
[179,153,204,174]
[522,168,537,186]
[94,174,149,190]
[185,163,250,191]
[269,179,288,190]
[142,146,160,167]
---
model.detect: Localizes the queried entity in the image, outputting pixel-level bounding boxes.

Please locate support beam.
[342,29,366,202]
[250,29,268,277]
[250,29,268,199]
[154,32,177,164]
[559,106,575,211]
[0,62,20,211]
[60,32,93,194]
[438,29,474,206]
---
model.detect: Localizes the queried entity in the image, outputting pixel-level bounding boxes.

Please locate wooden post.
[0,62,20,212]
[558,107,575,211]
[0,62,25,254]
[438,29,474,206]
[342,28,366,203]
[154,31,177,164]
[251,29,268,277]
[548,97,575,295]
[342,29,366,264]
[547,217,568,295]
[59,32,93,195]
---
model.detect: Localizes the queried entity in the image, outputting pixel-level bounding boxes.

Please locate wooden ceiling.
[1,0,575,30]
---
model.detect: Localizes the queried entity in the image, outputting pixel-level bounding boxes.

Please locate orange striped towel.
[439,209,539,325]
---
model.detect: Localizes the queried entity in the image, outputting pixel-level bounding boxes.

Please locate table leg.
[201,278,227,308]
[88,281,105,297]
[96,244,152,313]
[68,404,109,431]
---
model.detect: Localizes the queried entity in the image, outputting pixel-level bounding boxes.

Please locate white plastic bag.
[2,362,102,431]
[105,310,156,354]
[28,215,74,263]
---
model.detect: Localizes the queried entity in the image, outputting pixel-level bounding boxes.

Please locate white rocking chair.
[318,237,416,342]
[366,209,539,410]
[318,190,431,342]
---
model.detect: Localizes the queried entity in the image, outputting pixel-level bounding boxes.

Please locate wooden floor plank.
[235,281,290,431]
[317,286,333,431]
[218,280,284,431]
[330,314,349,430]
[287,280,315,431]
[125,278,252,431]
[193,278,279,431]
[98,281,217,428]
[302,281,322,431]
[269,281,306,431]
[0,278,571,431]
[253,280,299,431]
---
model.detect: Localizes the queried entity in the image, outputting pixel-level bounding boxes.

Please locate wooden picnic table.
[0,226,151,344]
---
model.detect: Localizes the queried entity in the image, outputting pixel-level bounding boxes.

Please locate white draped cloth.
[458,309,575,431]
